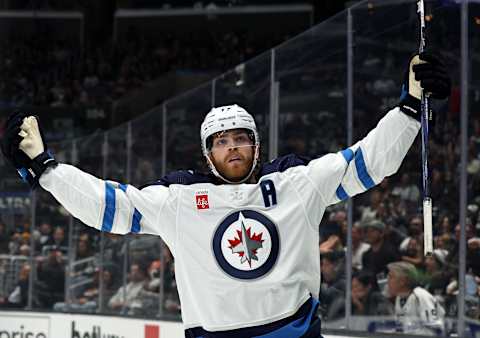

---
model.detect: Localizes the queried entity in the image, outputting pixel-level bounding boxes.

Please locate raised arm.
[320,107,420,205]
[39,165,176,242]
[306,52,451,208]
[0,114,177,251]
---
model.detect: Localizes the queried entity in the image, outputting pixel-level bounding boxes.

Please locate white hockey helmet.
[200,104,260,183]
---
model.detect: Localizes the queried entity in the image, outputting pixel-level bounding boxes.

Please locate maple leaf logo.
[228,212,264,267]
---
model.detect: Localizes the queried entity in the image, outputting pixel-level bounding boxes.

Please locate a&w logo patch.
[195,190,209,210]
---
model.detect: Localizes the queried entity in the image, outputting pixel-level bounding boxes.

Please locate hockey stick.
[417,0,433,256]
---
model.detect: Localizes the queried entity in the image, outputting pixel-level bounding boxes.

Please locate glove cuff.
[17,150,58,189]
[399,94,434,125]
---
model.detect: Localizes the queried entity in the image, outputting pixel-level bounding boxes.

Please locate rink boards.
[0,310,369,338]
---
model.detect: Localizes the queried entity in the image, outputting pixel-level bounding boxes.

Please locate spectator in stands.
[388,190,409,228]
[320,212,344,254]
[18,244,30,257]
[35,246,65,308]
[360,191,383,222]
[76,236,94,261]
[448,222,480,276]
[399,215,423,252]
[0,222,10,254]
[387,261,445,336]
[103,233,125,268]
[145,260,162,293]
[424,249,451,298]
[8,231,30,255]
[361,219,399,276]
[320,251,346,320]
[319,232,342,255]
[70,237,96,290]
[0,263,30,308]
[391,173,420,204]
[352,270,393,316]
[142,248,180,315]
[108,262,149,314]
[333,210,347,232]
[34,222,54,252]
[351,222,370,271]
[54,267,116,313]
[51,226,68,250]
[437,215,453,236]
[400,237,424,268]
[383,217,406,252]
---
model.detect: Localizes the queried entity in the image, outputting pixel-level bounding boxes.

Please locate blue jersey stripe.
[193,298,319,338]
[101,182,116,232]
[252,299,319,338]
[340,148,354,163]
[355,148,375,189]
[17,168,29,182]
[131,209,142,233]
[117,183,142,233]
[335,184,349,201]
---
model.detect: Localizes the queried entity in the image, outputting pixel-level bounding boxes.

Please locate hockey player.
[1,53,450,337]
[387,261,445,336]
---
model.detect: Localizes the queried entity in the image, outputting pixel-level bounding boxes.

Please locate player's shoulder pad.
[259,153,313,177]
[139,170,214,189]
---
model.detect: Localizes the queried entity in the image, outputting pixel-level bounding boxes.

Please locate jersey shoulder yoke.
[259,153,312,177]
[140,170,214,189]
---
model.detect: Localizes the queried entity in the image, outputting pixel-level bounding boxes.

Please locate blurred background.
[0,0,479,337]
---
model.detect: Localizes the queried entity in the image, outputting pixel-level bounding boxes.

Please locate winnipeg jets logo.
[228,212,264,267]
[212,210,279,280]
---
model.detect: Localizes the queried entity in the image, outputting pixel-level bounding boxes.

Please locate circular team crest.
[212,209,279,280]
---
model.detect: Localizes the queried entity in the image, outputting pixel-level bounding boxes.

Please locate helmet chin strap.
[206,145,259,184]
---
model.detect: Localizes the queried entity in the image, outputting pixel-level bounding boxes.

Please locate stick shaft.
[417,0,433,256]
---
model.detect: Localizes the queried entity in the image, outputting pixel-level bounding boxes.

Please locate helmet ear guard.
[200,104,260,184]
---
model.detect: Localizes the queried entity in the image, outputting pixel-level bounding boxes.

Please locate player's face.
[209,129,255,182]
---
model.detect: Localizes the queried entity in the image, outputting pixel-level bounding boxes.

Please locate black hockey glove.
[1,111,57,188]
[399,52,451,123]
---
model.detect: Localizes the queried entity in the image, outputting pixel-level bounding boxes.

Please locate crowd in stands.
[0,29,285,112]
[311,51,480,336]
[0,218,180,316]
[5,0,302,10]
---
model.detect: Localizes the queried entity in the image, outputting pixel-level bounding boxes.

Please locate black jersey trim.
[139,154,313,189]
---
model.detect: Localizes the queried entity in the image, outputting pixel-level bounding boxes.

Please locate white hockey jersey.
[39,108,420,332]
[394,286,445,336]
